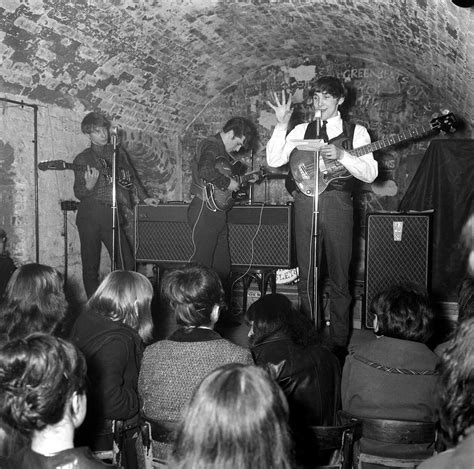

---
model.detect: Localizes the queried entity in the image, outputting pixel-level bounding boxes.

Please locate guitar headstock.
[38,160,68,171]
[430,112,457,134]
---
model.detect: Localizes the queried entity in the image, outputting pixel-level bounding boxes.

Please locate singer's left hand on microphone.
[319,144,344,161]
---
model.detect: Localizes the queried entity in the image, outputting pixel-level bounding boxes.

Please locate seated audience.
[138,263,253,461]
[246,293,341,466]
[419,317,474,468]
[0,229,15,300]
[169,363,293,469]
[0,333,113,468]
[341,282,439,460]
[71,270,154,469]
[0,263,68,345]
[435,277,474,356]
[0,262,69,458]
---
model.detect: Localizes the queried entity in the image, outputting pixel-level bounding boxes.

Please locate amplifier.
[364,212,432,328]
[135,203,295,268]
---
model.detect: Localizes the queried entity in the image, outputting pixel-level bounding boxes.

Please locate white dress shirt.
[266,112,378,183]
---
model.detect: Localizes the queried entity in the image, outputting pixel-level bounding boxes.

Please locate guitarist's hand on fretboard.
[84,165,99,190]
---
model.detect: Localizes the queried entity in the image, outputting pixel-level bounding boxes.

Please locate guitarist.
[188,116,255,314]
[266,76,378,359]
[73,112,160,298]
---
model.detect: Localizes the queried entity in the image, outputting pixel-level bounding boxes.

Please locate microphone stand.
[248,149,254,205]
[111,128,119,271]
[310,111,322,328]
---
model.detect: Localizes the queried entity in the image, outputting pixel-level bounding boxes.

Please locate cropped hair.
[0,263,67,341]
[246,293,319,347]
[161,263,225,327]
[437,318,474,445]
[170,364,292,469]
[310,76,346,99]
[86,270,154,343]
[81,111,111,134]
[371,282,434,343]
[0,333,87,436]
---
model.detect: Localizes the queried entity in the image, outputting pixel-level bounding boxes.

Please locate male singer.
[266,76,377,358]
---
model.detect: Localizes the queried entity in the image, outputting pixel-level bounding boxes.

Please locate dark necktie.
[318,120,328,142]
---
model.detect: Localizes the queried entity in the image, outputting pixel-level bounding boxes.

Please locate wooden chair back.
[306,419,362,469]
[338,411,437,468]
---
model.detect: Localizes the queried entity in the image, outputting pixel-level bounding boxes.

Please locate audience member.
[341,282,439,460]
[71,270,154,469]
[169,363,293,469]
[246,293,341,466]
[0,333,113,468]
[418,317,474,468]
[0,229,15,300]
[0,263,67,346]
[435,277,474,356]
[138,263,253,461]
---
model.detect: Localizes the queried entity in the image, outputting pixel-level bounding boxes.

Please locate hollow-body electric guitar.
[290,113,457,197]
[38,159,134,189]
[204,157,266,212]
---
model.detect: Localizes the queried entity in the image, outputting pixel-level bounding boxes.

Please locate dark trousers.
[76,201,134,298]
[294,189,353,347]
[187,196,231,294]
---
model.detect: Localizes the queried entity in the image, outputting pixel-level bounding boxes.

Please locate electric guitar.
[290,112,457,197]
[38,159,134,190]
[204,157,267,211]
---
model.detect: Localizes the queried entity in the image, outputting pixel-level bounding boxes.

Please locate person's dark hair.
[223,116,255,147]
[86,270,154,343]
[0,263,67,341]
[81,111,111,134]
[310,76,346,100]
[437,317,474,445]
[246,293,319,347]
[0,333,87,436]
[457,277,474,323]
[170,364,292,469]
[371,282,434,343]
[161,263,225,327]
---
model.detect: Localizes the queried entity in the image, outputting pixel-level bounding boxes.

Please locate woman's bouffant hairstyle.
[0,263,67,341]
[371,281,434,343]
[246,293,319,347]
[437,317,474,445]
[170,364,293,469]
[161,263,225,327]
[0,333,87,436]
[86,270,154,343]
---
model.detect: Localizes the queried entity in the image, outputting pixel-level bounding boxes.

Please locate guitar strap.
[285,120,356,194]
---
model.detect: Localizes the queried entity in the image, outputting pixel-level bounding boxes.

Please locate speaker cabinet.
[364,212,432,329]
[135,204,295,268]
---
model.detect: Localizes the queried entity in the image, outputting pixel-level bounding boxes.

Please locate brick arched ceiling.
[1,0,473,134]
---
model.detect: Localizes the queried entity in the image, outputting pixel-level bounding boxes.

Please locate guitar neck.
[349,123,433,157]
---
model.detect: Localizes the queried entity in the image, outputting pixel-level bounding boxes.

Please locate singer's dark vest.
[304,120,356,192]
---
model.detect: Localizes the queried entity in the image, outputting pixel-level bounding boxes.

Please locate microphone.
[110,125,122,137]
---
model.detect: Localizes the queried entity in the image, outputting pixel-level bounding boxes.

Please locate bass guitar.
[204,157,266,212]
[289,112,457,197]
[38,159,134,190]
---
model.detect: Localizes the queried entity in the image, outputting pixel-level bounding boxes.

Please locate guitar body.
[290,149,352,196]
[204,157,265,212]
[289,113,457,197]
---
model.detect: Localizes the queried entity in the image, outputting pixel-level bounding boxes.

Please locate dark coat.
[251,333,341,464]
[70,309,143,444]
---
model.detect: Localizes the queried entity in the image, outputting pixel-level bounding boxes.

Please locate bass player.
[266,76,378,360]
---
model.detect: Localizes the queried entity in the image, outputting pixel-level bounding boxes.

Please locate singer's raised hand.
[267,91,292,125]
